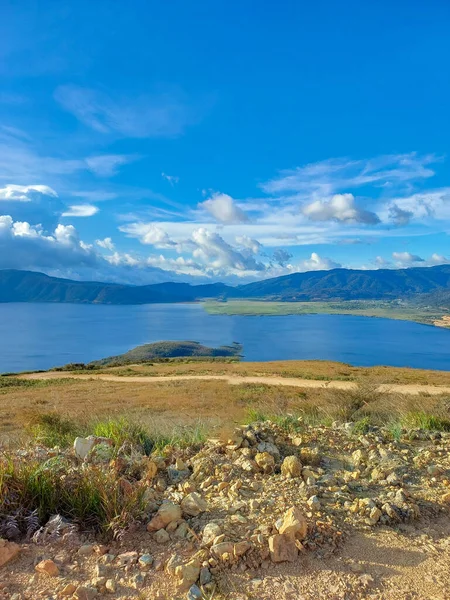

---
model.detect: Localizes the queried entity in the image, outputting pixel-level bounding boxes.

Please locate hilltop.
[3,265,450,304]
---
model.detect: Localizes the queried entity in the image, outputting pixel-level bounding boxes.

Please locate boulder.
[281,455,302,478]
[202,522,222,546]
[278,506,308,540]
[181,492,208,517]
[268,534,298,562]
[35,559,60,577]
[147,501,182,531]
[0,539,20,567]
[175,560,201,591]
[73,437,95,460]
[255,452,275,473]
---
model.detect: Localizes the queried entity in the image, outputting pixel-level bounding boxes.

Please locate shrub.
[401,411,450,432]
[92,418,154,455]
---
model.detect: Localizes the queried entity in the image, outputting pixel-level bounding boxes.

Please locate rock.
[352,449,366,466]
[73,585,97,600]
[167,466,190,484]
[105,580,116,593]
[154,528,170,544]
[73,437,95,460]
[117,551,138,566]
[281,455,302,478]
[187,584,203,600]
[199,567,212,586]
[210,542,235,559]
[278,506,308,540]
[147,460,158,479]
[35,559,60,577]
[202,522,222,546]
[138,554,153,569]
[181,492,208,517]
[61,584,77,596]
[369,507,382,523]
[147,501,182,531]
[234,541,252,557]
[307,495,321,511]
[442,492,450,504]
[77,544,95,556]
[255,452,275,473]
[174,521,190,539]
[0,539,20,567]
[256,441,280,457]
[268,534,298,562]
[175,560,201,591]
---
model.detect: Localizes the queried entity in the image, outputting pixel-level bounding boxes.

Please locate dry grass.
[2,366,450,443]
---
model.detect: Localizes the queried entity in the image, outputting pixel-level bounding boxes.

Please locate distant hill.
[2,266,450,304]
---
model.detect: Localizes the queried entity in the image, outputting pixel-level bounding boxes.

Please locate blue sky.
[1,0,449,284]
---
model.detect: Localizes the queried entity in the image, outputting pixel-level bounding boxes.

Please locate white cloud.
[0,215,98,270]
[96,237,115,251]
[0,184,58,201]
[85,154,138,177]
[55,85,196,138]
[302,193,380,225]
[162,173,179,185]
[199,192,250,224]
[235,235,262,255]
[120,223,176,248]
[262,153,438,195]
[392,251,425,265]
[62,204,99,217]
[297,252,341,271]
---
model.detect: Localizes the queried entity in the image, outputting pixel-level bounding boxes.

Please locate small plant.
[401,411,450,432]
[352,416,372,434]
[92,418,154,455]
[28,413,82,448]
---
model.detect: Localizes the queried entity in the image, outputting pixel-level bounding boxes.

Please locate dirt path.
[19,371,450,395]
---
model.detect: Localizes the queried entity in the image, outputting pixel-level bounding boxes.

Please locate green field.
[203,299,449,327]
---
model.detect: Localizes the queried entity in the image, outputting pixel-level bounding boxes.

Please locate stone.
[187,584,203,600]
[154,528,170,544]
[175,560,201,591]
[278,506,308,540]
[181,492,208,517]
[35,559,60,577]
[369,507,382,523]
[174,521,190,539]
[0,540,20,567]
[199,567,212,586]
[147,460,158,479]
[234,541,252,557]
[442,492,450,504]
[138,553,153,569]
[77,544,95,556]
[268,534,298,563]
[105,580,116,593]
[73,585,97,600]
[117,551,138,566]
[73,437,95,460]
[255,452,275,473]
[210,542,235,559]
[61,584,77,596]
[281,455,302,478]
[202,522,222,546]
[307,495,321,511]
[147,501,182,531]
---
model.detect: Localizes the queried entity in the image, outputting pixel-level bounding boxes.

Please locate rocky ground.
[1,418,450,599]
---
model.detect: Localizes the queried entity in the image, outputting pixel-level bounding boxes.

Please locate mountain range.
[2,266,450,305]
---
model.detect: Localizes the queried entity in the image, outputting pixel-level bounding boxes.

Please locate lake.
[0,302,449,373]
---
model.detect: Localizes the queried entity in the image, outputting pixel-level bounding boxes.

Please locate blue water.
[0,303,449,373]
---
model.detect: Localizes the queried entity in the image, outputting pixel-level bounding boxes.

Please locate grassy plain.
[2,359,450,442]
[204,299,449,326]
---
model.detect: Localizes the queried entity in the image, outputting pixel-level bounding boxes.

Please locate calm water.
[0,303,449,373]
